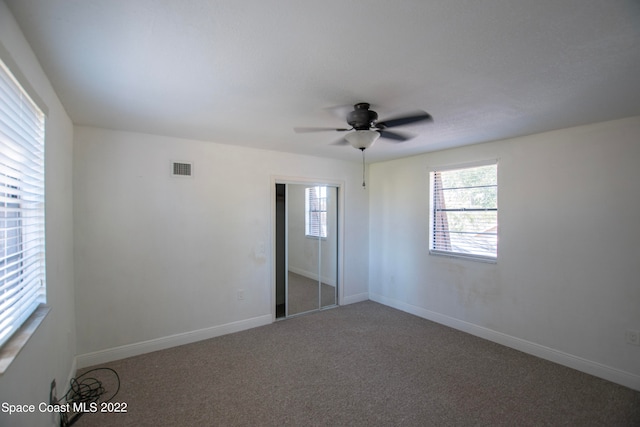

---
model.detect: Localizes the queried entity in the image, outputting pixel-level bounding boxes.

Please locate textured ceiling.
[5,0,640,163]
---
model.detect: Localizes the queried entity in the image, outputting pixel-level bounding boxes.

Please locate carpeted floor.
[287,271,337,315]
[71,301,640,426]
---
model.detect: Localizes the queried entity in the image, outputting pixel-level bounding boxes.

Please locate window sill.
[429,250,497,264]
[0,304,50,375]
[305,235,327,241]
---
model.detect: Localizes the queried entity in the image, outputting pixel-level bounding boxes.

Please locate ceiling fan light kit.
[344,129,380,150]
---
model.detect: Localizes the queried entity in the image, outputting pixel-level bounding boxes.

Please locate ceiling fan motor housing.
[348,103,378,130]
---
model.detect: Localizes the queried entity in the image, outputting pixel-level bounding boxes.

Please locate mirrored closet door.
[275,183,338,318]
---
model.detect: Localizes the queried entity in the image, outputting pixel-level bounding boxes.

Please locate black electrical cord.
[58,367,120,427]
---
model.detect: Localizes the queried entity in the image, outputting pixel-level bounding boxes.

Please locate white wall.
[73,127,369,363]
[369,116,640,390]
[0,2,76,426]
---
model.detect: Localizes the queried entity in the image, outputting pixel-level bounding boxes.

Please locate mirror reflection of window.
[305,186,327,238]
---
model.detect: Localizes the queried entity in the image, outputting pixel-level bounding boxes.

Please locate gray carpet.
[287,272,337,315]
[73,301,639,426]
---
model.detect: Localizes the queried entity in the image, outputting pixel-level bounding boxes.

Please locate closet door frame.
[271,176,344,322]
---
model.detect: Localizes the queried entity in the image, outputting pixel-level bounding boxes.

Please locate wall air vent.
[172,161,193,177]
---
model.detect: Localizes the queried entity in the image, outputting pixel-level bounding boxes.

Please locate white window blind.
[0,59,46,348]
[430,163,497,261]
[305,186,327,238]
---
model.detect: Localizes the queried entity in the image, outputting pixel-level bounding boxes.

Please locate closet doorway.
[275,181,339,319]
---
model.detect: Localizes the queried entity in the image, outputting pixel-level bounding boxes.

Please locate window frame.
[304,186,328,239]
[428,160,498,263]
[0,53,48,361]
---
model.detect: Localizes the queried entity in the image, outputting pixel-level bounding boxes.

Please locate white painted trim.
[288,265,337,287]
[76,314,272,368]
[271,176,345,315]
[0,40,49,116]
[370,293,640,391]
[342,292,369,305]
[426,158,499,172]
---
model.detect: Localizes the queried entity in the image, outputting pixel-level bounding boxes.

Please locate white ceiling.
[5,0,640,163]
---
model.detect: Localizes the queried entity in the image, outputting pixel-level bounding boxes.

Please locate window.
[430,163,497,261]
[0,58,46,349]
[305,186,327,238]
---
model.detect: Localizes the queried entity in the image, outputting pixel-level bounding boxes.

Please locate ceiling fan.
[294,102,433,151]
[294,102,433,188]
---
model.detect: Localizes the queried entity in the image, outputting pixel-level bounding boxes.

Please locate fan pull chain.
[361,148,366,189]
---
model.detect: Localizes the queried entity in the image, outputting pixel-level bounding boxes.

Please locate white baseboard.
[76,314,272,369]
[288,266,336,287]
[342,292,369,305]
[370,293,640,391]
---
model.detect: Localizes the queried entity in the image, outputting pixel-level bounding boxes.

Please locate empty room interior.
[1,1,639,426]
